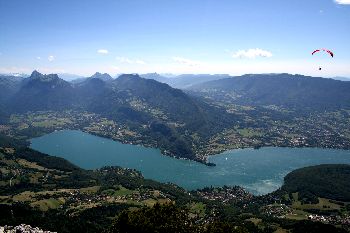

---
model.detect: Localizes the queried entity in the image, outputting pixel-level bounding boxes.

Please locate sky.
[0,0,349,77]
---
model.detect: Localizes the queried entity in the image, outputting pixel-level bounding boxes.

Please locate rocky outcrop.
[0,224,56,233]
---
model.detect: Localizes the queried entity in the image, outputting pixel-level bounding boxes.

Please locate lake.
[30,130,350,195]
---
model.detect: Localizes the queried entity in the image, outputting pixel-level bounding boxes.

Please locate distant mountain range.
[187,73,350,110]
[0,74,23,104]
[141,73,350,89]
[65,72,113,84]
[2,71,348,87]
[0,71,232,160]
[0,72,29,78]
[140,73,231,88]
[1,71,350,159]
[332,76,350,82]
[57,73,85,82]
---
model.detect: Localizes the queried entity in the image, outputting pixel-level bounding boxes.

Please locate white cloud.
[232,48,273,59]
[172,57,201,66]
[116,57,146,65]
[334,0,350,4]
[37,56,41,60]
[97,49,109,54]
[48,55,55,62]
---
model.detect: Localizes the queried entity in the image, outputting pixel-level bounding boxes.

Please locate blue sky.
[0,0,349,77]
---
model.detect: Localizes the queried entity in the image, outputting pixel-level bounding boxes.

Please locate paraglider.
[312,49,334,71]
[312,48,334,57]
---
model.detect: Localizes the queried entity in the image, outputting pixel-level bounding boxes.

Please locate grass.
[237,128,263,137]
[113,186,134,196]
[29,172,44,184]
[285,209,308,220]
[246,217,262,225]
[274,227,289,233]
[292,192,298,201]
[13,191,35,202]
[100,186,134,197]
[292,198,342,211]
[17,159,47,171]
[80,186,100,194]
[188,202,206,217]
[143,198,157,206]
[0,181,8,186]
[17,123,29,130]
[31,198,62,211]
[101,189,115,196]
[31,119,70,128]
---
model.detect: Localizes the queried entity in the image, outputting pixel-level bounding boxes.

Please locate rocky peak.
[90,72,113,82]
[29,70,59,82]
[117,73,141,80]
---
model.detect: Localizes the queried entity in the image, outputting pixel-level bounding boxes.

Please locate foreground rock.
[0,224,56,233]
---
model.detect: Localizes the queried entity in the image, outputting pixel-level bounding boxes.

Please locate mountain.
[0,103,9,124]
[87,74,233,160]
[332,76,350,82]
[111,74,225,130]
[0,72,29,78]
[1,71,233,161]
[58,73,85,82]
[70,77,88,84]
[140,73,169,83]
[10,70,75,112]
[70,72,113,84]
[74,73,114,104]
[167,74,231,89]
[0,75,23,104]
[75,76,108,108]
[90,72,113,82]
[187,73,350,110]
[141,73,232,89]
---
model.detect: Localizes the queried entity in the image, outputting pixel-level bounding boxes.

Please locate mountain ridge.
[187,73,350,110]
[2,71,350,162]
[1,71,233,162]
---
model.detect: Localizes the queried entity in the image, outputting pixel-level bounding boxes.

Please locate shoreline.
[29,128,350,168]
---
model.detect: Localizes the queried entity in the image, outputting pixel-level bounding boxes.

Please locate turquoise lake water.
[30,130,350,195]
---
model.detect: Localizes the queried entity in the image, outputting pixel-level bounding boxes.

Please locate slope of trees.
[282,164,350,202]
[108,203,251,233]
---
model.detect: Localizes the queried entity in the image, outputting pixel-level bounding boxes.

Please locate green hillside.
[282,164,350,202]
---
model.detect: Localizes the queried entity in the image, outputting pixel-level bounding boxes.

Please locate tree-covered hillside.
[188,74,350,110]
[0,71,235,161]
[282,164,350,202]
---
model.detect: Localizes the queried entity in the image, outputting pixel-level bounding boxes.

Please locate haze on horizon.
[0,0,349,77]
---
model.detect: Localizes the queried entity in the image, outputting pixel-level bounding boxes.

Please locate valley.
[1,104,350,163]
[1,71,350,232]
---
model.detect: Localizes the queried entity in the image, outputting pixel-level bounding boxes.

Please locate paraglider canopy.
[312,49,333,71]
[312,48,334,57]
